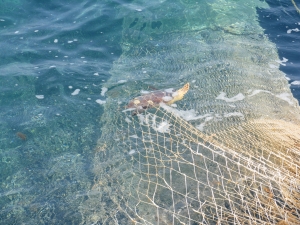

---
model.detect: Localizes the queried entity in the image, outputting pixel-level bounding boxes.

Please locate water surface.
[0,0,300,224]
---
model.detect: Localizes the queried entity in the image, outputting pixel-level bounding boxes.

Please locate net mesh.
[79,0,300,224]
[85,105,300,225]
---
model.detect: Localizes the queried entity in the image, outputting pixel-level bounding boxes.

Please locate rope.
[291,0,300,13]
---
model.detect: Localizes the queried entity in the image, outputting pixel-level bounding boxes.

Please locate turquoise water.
[0,0,300,224]
[0,0,123,223]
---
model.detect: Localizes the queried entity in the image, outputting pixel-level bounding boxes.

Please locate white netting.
[83,105,300,225]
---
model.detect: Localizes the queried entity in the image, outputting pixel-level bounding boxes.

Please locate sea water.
[0,0,299,224]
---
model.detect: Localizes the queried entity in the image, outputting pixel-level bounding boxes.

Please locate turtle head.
[167,83,190,104]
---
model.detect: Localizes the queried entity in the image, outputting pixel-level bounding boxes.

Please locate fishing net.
[88,108,300,225]
[80,0,300,224]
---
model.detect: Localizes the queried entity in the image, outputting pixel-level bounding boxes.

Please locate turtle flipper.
[166,83,190,104]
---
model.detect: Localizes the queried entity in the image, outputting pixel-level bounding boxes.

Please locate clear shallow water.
[0,0,124,223]
[0,0,299,224]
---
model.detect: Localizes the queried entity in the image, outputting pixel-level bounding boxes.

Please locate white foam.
[137,114,146,125]
[122,108,136,112]
[287,28,300,34]
[96,99,106,105]
[275,57,288,66]
[71,89,80,95]
[268,64,278,69]
[125,117,132,123]
[249,90,295,105]
[291,81,300,85]
[215,114,222,119]
[128,150,136,155]
[162,96,173,102]
[248,89,271,97]
[281,57,288,62]
[68,86,73,89]
[205,116,213,121]
[93,72,99,76]
[140,90,150,94]
[129,135,139,139]
[34,30,39,32]
[160,103,211,121]
[117,80,127,84]
[140,113,170,133]
[216,92,245,102]
[54,39,58,43]
[101,87,108,96]
[35,95,44,99]
[223,112,244,118]
[153,120,171,133]
[196,116,215,131]
[196,123,206,131]
[165,88,174,93]
[276,93,294,105]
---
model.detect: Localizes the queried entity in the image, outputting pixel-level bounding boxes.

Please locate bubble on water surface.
[71,89,80,96]
[96,99,106,105]
[35,95,44,99]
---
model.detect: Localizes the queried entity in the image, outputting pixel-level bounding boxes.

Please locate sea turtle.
[126,83,190,115]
